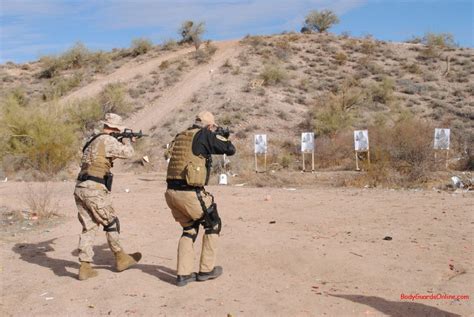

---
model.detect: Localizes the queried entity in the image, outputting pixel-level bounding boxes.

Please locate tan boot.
[78,262,98,280]
[115,251,142,272]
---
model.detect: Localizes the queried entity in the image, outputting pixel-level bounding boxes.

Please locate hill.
[1,33,473,186]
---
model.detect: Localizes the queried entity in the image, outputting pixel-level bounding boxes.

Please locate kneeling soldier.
[74,113,141,280]
[165,111,236,286]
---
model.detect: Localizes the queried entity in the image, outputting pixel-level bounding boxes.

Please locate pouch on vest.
[185,161,206,187]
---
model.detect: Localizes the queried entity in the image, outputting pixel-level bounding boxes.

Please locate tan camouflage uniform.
[74,134,134,263]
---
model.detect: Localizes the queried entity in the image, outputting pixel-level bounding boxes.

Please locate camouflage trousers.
[74,181,122,262]
[165,189,218,275]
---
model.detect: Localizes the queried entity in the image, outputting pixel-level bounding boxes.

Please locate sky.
[0,0,472,63]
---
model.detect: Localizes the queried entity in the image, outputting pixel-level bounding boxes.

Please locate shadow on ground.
[13,239,176,285]
[330,294,461,317]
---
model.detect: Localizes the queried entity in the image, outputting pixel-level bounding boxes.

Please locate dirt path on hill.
[61,46,196,103]
[124,40,240,132]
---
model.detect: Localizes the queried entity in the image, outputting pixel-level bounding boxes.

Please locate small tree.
[304,9,339,33]
[179,20,205,49]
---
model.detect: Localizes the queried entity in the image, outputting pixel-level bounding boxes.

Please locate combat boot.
[197,266,223,281]
[176,273,197,287]
[115,251,142,272]
[78,261,98,280]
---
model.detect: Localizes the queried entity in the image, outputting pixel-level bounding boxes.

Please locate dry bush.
[193,42,218,64]
[24,183,60,219]
[334,51,348,65]
[162,39,178,50]
[361,117,436,187]
[304,9,339,33]
[314,131,353,169]
[0,97,77,175]
[43,71,83,100]
[131,38,153,57]
[260,63,287,85]
[67,97,103,132]
[99,82,131,115]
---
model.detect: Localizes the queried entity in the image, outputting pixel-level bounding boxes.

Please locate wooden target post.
[301,151,315,172]
[434,149,449,169]
[433,128,450,169]
[355,149,371,171]
[254,152,267,173]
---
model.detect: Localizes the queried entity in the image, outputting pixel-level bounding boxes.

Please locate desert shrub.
[99,83,131,115]
[360,38,376,55]
[193,42,218,64]
[162,39,178,50]
[364,117,435,186]
[61,42,90,69]
[43,72,83,100]
[24,183,60,219]
[274,41,292,60]
[67,97,103,132]
[304,9,339,33]
[369,77,395,104]
[314,132,353,169]
[260,63,287,85]
[419,32,456,59]
[0,98,77,175]
[89,51,111,72]
[179,20,205,49]
[313,100,353,137]
[131,38,153,56]
[38,55,64,79]
[334,51,347,65]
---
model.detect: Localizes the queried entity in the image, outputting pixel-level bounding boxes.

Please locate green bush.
[67,98,103,132]
[99,83,131,115]
[131,38,153,56]
[304,10,339,33]
[0,98,77,175]
[260,63,287,85]
[43,72,83,100]
[370,77,395,104]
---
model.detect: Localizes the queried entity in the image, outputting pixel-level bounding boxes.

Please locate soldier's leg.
[74,190,100,280]
[198,192,221,274]
[177,221,200,275]
[75,193,100,263]
[165,190,197,276]
[85,187,140,271]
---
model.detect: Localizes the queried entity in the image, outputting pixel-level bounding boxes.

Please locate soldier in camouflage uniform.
[74,113,141,281]
[165,111,236,286]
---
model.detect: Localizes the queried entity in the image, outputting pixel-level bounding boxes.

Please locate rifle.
[111,128,148,141]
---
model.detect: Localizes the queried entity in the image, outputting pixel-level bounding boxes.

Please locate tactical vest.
[167,129,207,187]
[80,135,112,178]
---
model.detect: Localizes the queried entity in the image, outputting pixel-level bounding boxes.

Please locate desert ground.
[0,173,472,317]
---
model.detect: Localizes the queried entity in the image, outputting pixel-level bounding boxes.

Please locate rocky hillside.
[1,32,473,184]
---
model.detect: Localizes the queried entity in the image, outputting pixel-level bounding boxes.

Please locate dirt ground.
[0,173,472,317]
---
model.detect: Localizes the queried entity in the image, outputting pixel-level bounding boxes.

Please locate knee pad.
[181,222,199,242]
[103,217,120,234]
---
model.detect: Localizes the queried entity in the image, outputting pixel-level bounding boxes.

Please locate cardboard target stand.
[354,130,371,171]
[254,134,267,172]
[301,132,315,172]
[433,128,450,168]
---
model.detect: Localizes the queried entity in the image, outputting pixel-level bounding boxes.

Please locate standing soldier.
[165,111,236,286]
[74,113,141,280]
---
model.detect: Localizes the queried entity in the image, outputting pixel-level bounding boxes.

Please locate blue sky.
[1,0,472,63]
